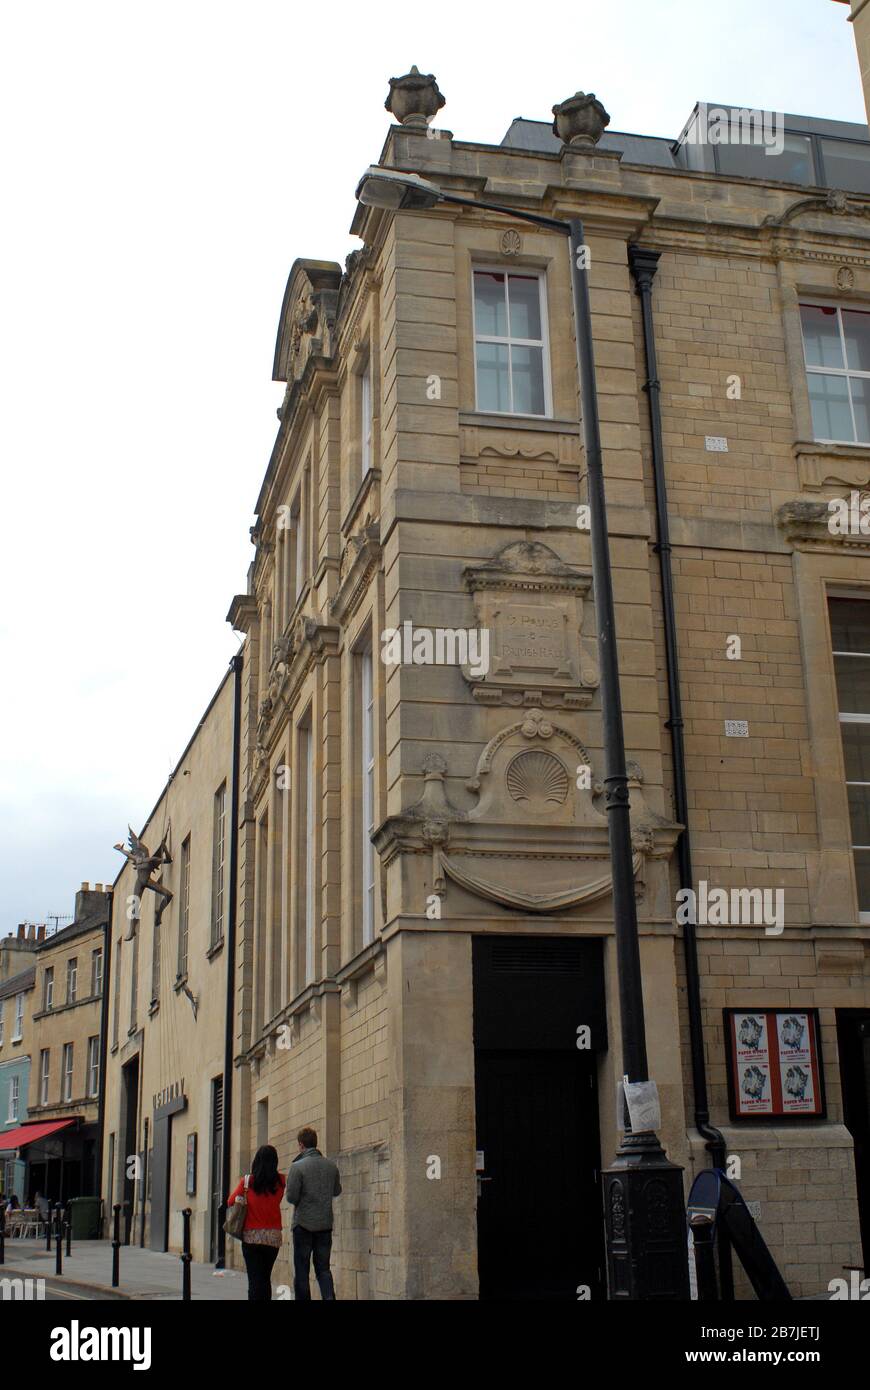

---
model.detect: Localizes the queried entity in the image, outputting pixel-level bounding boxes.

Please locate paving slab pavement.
[0,1237,248,1300]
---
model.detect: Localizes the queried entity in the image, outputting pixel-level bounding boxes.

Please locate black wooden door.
[475,1049,603,1300]
[837,1009,870,1273]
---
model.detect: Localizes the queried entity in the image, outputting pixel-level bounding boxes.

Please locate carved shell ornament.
[505,750,569,808]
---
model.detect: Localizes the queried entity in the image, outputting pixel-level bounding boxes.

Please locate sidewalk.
[0,1238,248,1300]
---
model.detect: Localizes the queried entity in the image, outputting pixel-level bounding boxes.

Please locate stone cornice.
[776,496,870,552]
[226,593,258,634]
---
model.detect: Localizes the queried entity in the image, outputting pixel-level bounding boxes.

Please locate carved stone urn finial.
[385,65,445,128]
[551,91,610,148]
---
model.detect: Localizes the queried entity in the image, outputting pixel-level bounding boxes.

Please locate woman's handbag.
[224,1174,249,1240]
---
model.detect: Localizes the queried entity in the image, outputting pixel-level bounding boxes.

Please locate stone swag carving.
[374,714,679,915]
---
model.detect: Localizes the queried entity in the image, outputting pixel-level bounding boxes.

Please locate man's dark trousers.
[292,1226,336,1300]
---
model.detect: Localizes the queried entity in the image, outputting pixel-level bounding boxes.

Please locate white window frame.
[40,1048,50,1105]
[91,947,103,997]
[800,300,870,445]
[472,265,552,419]
[302,723,315,985]
[13,993,24,1042]
[178,836,191,978]
[0,1000,4,1047]
[62,1042,74,1102]
[361,650,376,947]
[360,357,373,477]
[44,967,54,1012]
[67,957,77,1004]
[87,1036,100,1098]
[8,1075,19,1123]
[830,590,870,921]
[211,781,227,946]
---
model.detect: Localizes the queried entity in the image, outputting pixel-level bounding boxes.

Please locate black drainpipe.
[216,651,243,1269]
[629,245,734,1300]
[96,898,113,1210]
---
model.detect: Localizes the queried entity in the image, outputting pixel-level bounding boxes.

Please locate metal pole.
[217,651,243,1271]
[112,1202,121,1287]
[569,217,648,1082]
[0,1208,5,1265]
[567,217,688,1300]
[629,246,734,1303]
[54,1203,63,1275]
[65,1203,72,1258]
[181,1207,192,1300]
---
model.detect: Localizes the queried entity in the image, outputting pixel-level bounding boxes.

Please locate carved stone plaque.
[493,601,572,678]
[461,540,599,708]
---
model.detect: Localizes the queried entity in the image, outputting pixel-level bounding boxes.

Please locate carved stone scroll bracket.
[776,496,870,552]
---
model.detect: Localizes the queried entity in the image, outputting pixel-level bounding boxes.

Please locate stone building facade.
[25,887,110,1200]
[219,76,870,1300]
[0,953,36,1199]
[101,670,234,1260]
[94,71,870,1299]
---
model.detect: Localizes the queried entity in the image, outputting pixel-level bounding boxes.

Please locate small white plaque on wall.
[705,436,729,452]
[725,720,749,737]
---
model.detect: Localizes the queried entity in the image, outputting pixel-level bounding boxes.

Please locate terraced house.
[25,888,109,1201]
[0,932,37,1201]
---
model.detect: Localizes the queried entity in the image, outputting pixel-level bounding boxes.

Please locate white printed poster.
[733,1012,773,1115]
[726,1008,825,1119]
[776,1012,816,1114]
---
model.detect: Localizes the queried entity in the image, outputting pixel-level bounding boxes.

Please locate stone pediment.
[374,712,679,914]
[273,260,342,387]
[461,540,599,708]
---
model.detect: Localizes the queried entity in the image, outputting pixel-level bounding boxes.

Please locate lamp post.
[356,166,689,1299]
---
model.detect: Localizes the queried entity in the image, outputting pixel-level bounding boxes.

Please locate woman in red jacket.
[227,1145,286,1300]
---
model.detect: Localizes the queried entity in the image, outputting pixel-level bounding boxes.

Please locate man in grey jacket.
[285,1126,342,1300]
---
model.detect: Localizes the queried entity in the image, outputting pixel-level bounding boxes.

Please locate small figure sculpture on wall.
[113,825,173,939]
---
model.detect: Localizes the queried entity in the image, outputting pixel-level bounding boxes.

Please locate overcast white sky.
[0,0,863,932]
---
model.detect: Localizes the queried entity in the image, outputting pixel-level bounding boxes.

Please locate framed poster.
[723,1008,826,1121]
[186,1133,197,1196]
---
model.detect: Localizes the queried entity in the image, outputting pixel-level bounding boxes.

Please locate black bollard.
[45,1205,53,1251]
[111,1203,121,1288]
[0,1208,5,1265]
[689,1213,719,1301]
[181,1207,192,1301]
[54,1204,63,1276]
[65,1204,72,1258]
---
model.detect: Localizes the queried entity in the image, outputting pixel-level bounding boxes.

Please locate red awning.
[0,1119,76,1154]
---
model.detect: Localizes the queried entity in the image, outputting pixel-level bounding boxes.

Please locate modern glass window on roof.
[673,106,870,192]
[819,139,870,195]
[715,133,813,184]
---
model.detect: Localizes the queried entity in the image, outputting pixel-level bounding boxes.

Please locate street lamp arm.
[434,190,568,234]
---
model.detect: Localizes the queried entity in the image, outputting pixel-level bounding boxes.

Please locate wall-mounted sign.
[723,1008,825,1120]
[153,1078,185,1112]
